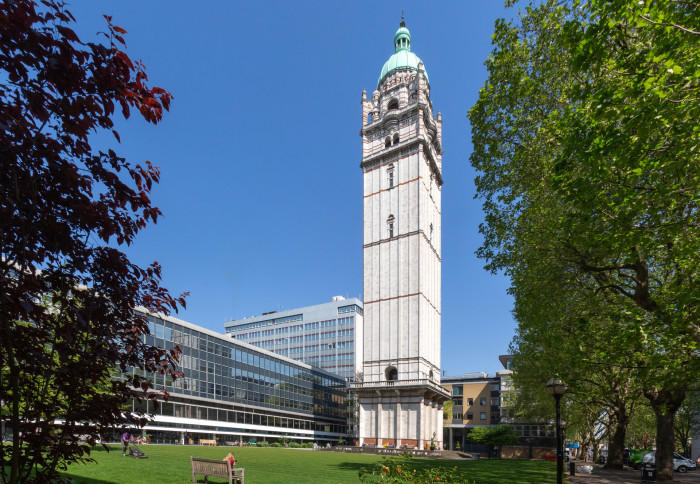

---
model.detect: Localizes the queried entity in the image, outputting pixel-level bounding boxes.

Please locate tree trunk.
[605,404,631,470]
[645,387,686,481]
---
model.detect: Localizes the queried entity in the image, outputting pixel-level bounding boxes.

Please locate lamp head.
[546,375,568,396]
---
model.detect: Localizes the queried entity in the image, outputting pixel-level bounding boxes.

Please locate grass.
[59,445,559,484]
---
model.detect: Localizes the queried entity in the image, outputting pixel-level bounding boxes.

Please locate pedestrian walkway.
[568,462,700,483]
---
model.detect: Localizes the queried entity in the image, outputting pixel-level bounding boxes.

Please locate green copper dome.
[378,21,428,87]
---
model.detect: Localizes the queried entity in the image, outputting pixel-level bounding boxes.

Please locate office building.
[442,356,556,457]
[352,19,450,449]
[441,372,503,453]
[119,310,349,445]
[223,297,363,382]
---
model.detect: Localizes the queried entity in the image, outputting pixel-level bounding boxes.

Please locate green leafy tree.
[674,387,700,456]
[466,425,519,459]
[470,0,700,479]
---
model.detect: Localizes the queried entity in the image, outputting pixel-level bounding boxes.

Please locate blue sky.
[69,1,517,375]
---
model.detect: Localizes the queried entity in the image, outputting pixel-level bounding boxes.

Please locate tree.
[674,387,700,456]
[470,0,700,479]
[0,1,185,482]
[466,425,519,459]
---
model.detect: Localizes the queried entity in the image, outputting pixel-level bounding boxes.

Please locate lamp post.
[547,375,568,484]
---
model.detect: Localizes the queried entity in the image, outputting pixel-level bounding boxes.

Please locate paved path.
[568,463,700,483]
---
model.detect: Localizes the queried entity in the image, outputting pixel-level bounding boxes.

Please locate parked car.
[629,449,653,470]
[642,451,698,473]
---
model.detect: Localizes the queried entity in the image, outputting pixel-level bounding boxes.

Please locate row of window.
[452,411,487,421]
[225,314,303,333]
[452,397,489,407]
[128,398,345,433]
[239,317,357,341]
[384,134,400,149]
[338,305,363,315]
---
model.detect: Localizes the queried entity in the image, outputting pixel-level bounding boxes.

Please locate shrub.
[301,442,314,448]
[257,441,270,447]
[270,442,282,447]
[359,453,474,483]
[288,441,301,448]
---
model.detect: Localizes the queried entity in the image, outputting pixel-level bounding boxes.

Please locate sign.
[565,443,579,448]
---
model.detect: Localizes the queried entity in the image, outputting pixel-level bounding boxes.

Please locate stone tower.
[352,19,449,450]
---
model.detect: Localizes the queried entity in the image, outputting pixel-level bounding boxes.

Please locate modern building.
[441,372,503,453]
[351,19,449,450]
[223,297,363,382]
[120,309,349,445]
[441,355,556,457]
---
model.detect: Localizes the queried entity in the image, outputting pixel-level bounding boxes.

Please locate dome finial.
[400,11,405,28]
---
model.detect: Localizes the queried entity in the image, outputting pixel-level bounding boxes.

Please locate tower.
[352,19,449,449]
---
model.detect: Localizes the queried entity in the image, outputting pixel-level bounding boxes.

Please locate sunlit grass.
[59,444,558,483]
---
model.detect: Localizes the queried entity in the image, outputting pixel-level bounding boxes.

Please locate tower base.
[352,380,450,449]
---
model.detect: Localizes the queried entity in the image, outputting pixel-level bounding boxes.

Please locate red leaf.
[112,130,120,142]
[57,26,79,42]
[113,26,127,34]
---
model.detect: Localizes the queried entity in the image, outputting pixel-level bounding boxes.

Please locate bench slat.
[190,456,244,484]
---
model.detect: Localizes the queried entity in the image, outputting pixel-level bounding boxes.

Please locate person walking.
[121,430,132,456]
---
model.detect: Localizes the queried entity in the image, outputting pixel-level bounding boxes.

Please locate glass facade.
[224,298,362,381]
[125,310,348,444]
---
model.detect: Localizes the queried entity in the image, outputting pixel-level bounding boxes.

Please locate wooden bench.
[199,439,217,446]
[190,457,244,484]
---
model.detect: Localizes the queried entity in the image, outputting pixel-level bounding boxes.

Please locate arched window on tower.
[385,137,391,148]
[367,112,373,124]
[385,366,398,381]
[387,215,395,239]
[387,164,395,189]
[388,99,399,110]
[410,90,418,102]
[393,133,399,145]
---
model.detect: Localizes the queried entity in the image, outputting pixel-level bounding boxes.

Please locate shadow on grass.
[62,473,118,484]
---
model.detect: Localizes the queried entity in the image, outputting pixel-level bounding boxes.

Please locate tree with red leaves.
[0,1,186,482]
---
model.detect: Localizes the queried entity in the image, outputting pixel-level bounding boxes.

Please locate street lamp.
[547,375,568,484]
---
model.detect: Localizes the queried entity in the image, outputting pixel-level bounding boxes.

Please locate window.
[388,99,399,110]
[392,133,399,145]
[453,412,463,420]
[387,215,395,238]
[452,397,462,406]
[452,386,463,396]
[385,137,391,148]
[480,412,487,420]
[480,398,487,406]
[467,398,473,406]
[367,112,373,123]
[385,366,398,381]
[387,164,395,189]
[466,412,473,420]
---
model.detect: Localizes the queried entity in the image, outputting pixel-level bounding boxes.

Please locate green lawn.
[60,445,558,484]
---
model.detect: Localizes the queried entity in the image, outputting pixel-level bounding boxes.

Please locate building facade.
[351,20,449,450]
[441,372,503,453]
[223,297,363,382]
[441,357,556,457]
[121,310,349,445]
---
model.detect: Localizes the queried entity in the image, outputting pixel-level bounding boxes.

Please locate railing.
[350,379,448,395]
